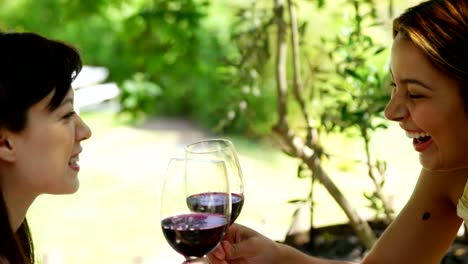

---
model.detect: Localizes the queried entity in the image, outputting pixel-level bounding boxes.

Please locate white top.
[457,180,468,222]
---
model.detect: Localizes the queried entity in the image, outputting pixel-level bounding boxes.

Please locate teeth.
[405,131,431,139]
[69,157,79,164]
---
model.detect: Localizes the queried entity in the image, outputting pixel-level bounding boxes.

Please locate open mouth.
[69,157,80,171]
[414,135,431,144]
[406,131,432,150]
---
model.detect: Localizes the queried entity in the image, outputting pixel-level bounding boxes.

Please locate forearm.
[277,243,358,264]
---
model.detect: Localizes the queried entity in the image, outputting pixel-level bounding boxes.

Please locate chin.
[420,154,468,172]
[419,155,442,171]
[48,185,79,195]
[61,175,80,194]
[68,180,80,194]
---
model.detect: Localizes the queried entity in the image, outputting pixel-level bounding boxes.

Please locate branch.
[287,0,317,146]
[272,0,376,248]
[273,0,288,130]
[273,123,376,249]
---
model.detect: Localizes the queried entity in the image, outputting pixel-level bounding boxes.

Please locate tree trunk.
[273,0,377,249]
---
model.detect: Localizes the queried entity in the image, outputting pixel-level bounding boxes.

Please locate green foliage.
[119,72,161,122]
[316,0,390,136]
[211,0,392,138]
[112,0,212,117]
[0,0,231,123]
[311,0,394,222]
[220,0,396,232]
[209,1,282,136]
[0,0,393,141]
[363,188,387,219]
[363,159,389,219]
[212,65,278,136]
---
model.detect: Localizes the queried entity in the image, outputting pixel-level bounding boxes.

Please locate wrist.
[276,242,308,263]
[275,243,358,264]
[275,242,291,263]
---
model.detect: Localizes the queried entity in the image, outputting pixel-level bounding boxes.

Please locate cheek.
[432,116,468,166]
[450,119,468,148]
[19,132,74,180]
[410,102,461,134]
[410,107,439,131]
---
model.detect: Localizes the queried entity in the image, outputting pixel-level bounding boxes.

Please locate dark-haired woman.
[0,32,91,263]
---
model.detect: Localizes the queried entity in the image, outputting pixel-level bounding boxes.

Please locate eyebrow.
[60,97,74,106]
[390,70,433,90]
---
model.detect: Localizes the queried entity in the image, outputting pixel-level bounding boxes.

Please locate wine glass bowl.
[160,158,230,263]
[186,139,245,225]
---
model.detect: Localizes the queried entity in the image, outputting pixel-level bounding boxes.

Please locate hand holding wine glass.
[186,139,244,225]
[160,158,231,264]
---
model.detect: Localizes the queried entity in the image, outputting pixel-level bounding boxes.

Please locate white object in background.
[72,65,109,89]
[74,83,120,110]
[72,65,120,113]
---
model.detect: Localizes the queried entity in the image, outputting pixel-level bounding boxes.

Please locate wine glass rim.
[168,157,185,162]
[167,157,227,165]
[186,138,234,152]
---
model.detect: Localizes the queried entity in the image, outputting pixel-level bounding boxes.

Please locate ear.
[0,128,16,162]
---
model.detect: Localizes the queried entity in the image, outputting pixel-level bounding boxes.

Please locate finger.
[222,224,239,242]
[222,241,236,259]
[207,254,227,264]
[212,244,226,260]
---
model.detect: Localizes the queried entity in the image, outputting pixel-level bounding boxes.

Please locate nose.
[384,93,408,122]
[75,115,92,141]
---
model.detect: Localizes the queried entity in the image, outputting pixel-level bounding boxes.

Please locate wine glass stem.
[183,256,208,264]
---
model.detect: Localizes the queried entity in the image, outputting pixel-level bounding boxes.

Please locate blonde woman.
[209,0,468,263]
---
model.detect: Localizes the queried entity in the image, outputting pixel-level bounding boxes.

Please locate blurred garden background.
[1,0,425,263]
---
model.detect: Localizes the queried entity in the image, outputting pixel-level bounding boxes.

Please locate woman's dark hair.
[0,32,83,263]
[393,0,468,105]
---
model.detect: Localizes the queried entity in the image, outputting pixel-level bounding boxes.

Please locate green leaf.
[287,199,308,204]
[374,47,386,55]
[344,68,363,81]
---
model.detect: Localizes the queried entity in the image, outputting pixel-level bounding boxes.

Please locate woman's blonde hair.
[393,0,467,89]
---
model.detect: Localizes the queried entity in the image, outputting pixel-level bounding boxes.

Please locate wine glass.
[186,139,244,225]
[160,158,231,264]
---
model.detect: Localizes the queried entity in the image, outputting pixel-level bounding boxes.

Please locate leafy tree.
[0,0,228,123]
[317,0,394,222]
[220,0,394,248]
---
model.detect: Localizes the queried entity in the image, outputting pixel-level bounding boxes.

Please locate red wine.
[187,192,244,225]
[161,213,227,258]
[230,193,244,224]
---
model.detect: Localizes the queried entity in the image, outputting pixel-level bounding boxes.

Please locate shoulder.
[363,168,466,263]
[417,168,468,206]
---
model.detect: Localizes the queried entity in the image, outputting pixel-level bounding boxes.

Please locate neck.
[5,194,35,232]
[8,203,31,231]
[0,181,36,232]
[0,164,39,232]
[423,166,468,176]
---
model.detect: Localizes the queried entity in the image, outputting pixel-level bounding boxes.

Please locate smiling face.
[2,88,91,197]
[385,33,468,170]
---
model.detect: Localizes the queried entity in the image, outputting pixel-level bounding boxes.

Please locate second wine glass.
[160,158,231,263]
[186,139,244,225]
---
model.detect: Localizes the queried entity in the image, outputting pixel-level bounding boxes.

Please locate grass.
[27,110,420,264]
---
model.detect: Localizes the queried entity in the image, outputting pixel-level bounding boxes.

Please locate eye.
[408,92,423,99]
[63,111,76,119]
